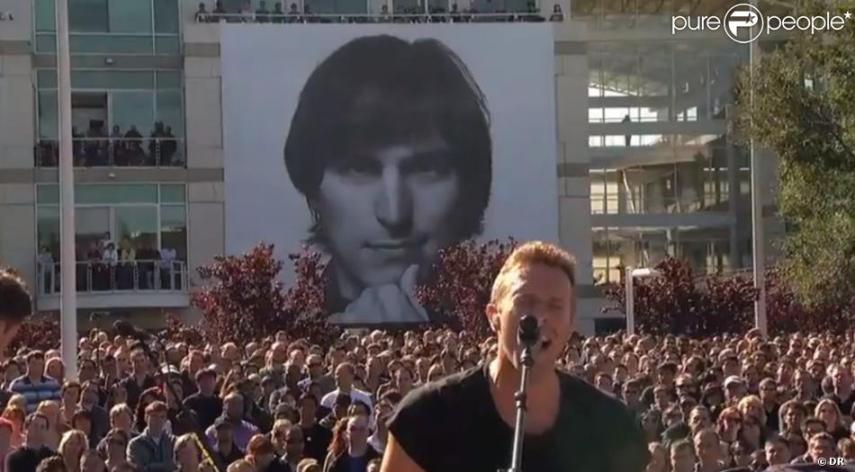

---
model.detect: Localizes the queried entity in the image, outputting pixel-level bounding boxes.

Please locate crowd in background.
[36,121,181,168]
[193,0,564,24]
[37,233,182,294]
[1,327,854,471]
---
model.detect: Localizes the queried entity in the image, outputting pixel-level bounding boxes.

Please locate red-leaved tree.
[6,317,61,356]
[191,243,288,344]
[603,258,756,336]
[281,249,342,346]
[416,239,517,339]
[765,267,855,334]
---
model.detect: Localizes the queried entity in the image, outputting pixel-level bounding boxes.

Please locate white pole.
[625,267,635,336]
[57,0,78,379]
[749,3,767,338]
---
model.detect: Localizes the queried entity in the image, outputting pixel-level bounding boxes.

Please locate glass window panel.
[70,35,154,54]
[154,0,180,33]
[155,91,183,137]
[160,185,185,203]
[108,0,152,33]
[160,206,187,261]
[37,207,61,259]
[38,91,59,140]
[115,206,159,252]
[156,72,181,90]
[75,207,111,254]
[77,184,158,204]
[155,36,180,55]
[37,185,60,205]
[36,35,57,54]
[72,71,154,90]
[69,0,108,32]
[111,92,155,137]
[335,0,368,13]
[36,0,57,32]
[38,70,58,89]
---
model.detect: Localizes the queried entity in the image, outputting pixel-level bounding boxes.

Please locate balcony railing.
[35,138,185,168]
[37,260,187,296]
[195,11,563,23]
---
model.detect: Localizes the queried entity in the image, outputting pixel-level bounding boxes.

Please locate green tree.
[735,12,855,306]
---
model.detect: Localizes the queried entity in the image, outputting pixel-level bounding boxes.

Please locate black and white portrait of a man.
[222,24,560,327]
[283,35,492,325]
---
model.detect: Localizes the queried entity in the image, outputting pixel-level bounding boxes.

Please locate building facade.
[0,0,782,334]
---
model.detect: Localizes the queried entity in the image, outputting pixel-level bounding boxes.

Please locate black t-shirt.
[184,392,223,430]
[301,422,333,462]
[388,365,650,472]
[121,375,157,410]
[324,448,382,472]
[6,446,56,472]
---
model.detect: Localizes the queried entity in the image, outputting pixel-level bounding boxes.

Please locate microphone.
[113,320,151,341]
[518,315,540,351]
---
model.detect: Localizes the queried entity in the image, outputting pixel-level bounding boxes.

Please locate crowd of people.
[193,0,564,24]
[38,233,182,295]
[36,121,182,168]
[0,323,852,471]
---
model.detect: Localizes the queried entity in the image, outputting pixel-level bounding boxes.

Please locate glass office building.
[0,0,781,333]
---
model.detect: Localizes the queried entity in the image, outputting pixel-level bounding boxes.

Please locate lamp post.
[625,267,661,336]
[57,0,78,380]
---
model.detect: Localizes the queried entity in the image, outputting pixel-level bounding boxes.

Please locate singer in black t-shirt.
[381,242,649,472]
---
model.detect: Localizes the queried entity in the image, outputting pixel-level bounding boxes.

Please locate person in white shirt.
[160,247,177,290]
[320,363,372,415]
[102,243,119,266]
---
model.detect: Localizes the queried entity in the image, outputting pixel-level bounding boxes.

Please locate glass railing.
[194,11,564,23]
[37,260,187,296]
[35,138,185,168]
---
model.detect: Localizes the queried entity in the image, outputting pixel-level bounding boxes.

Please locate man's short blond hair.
[490,241,576,304]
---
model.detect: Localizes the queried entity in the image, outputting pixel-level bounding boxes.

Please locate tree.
[735,14,855,306]
[603,258,756,336]
[416,239,517,339]
[191,243,289,344]
[191,243,338,346]
[281,249,342,346]
[6,318,60,356]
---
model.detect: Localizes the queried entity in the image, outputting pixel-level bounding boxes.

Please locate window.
[160,206,187,261]
[35,0,181,54]
[69,0,108,32]
[36,69,184,167]
[36,184,187,260]
[108,0,152,33]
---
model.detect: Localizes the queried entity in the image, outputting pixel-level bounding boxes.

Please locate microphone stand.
[499,343,536,472]
[129,332,223,471]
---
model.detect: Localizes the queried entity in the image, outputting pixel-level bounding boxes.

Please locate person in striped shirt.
[9,351,61,413]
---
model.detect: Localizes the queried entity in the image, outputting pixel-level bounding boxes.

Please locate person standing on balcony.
[160,247,177,291]
[622,114,632,147]
[163,126,178,166]
[256,1,271,22]
[272,2,285,22]
[110,125,124,166]
[149,122,166,166]
[37,247,55,295]
[102,242,119,291]
[195,2,210,22]
[124,126,144,165]
[240,0,254,22]
[117,239,136,290]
